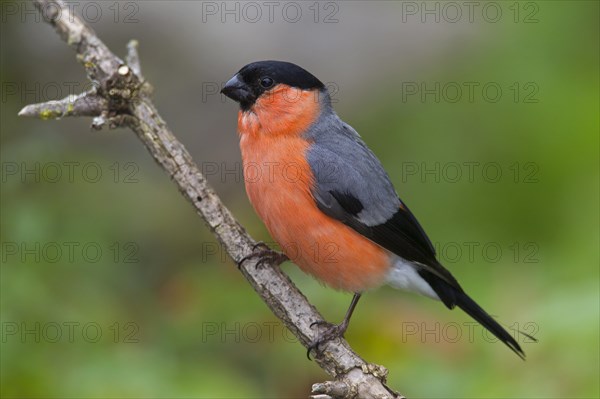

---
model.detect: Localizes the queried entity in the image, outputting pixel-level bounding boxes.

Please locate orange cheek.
[238,85,320,138]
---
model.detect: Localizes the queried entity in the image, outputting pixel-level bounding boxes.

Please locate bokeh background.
[1,1,598,398]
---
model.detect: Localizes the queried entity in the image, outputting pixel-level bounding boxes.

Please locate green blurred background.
[1,1,598,398]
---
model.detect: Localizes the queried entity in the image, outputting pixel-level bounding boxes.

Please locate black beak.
[221,74,255,106]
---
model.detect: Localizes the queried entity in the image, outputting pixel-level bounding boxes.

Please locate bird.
[221,60,526,359]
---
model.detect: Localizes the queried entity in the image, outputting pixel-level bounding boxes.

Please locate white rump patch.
[386,257,440,300]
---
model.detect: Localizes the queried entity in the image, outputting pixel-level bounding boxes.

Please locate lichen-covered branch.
[18,90,106,119]
[19,1,404,398]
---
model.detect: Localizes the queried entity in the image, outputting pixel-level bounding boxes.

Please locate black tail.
[454,290,525,359]
[418,269,525,359]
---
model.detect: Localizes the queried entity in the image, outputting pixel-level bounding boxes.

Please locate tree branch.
[19,1,404,397]
[18,90,106,119]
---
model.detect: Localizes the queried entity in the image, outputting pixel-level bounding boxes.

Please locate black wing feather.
[321,190,459,287]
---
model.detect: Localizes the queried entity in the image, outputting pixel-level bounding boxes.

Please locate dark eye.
[259,76,274,88]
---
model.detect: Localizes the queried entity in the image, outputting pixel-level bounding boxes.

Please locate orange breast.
[237,87,391,292]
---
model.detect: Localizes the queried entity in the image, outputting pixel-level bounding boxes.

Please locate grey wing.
[307,124,400,227]
[306,119,458,286]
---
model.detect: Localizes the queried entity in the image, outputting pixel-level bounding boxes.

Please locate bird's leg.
[237,241,288,269]
[308,293,362,359]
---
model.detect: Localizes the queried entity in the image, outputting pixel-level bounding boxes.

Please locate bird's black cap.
[221,60,325,110]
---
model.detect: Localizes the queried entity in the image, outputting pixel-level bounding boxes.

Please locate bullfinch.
[221,60,526,358]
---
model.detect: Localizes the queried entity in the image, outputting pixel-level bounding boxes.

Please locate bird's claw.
[307,320,348,360]
[237,242,288,269]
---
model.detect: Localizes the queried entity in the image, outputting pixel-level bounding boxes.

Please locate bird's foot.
[237,242,288,269]
[307,320,349,360]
